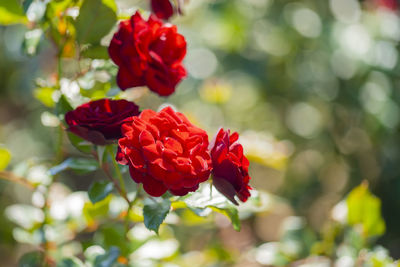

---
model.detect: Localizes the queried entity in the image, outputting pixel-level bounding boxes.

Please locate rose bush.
[108,12,187,96]
[65,98,140,145]
[116,106,212,197]
[210,129,252,205]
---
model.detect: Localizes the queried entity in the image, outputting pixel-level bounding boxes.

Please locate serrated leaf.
[347,183,386,238]
[143,198,171,233]
[93,246,120,267]
[57,257,85,267]
[0,0,27,25]
[89,181,113,204]
[18,251,44,267]
[0,148,11,171]
[74,0,117,45]
[49,157,99,175]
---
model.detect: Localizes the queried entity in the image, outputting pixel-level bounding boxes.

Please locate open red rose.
[65,99,140,146]
[151,0,174,20]
[116,106,212,197]
[108,12,187,96]
[210,129,251,205]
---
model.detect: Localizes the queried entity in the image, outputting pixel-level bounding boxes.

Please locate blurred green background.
[2,0,400,266]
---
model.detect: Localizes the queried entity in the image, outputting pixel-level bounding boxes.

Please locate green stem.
[107,146,126,195]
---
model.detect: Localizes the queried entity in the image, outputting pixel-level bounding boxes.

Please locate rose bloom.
[210,129,251,205]
[108,12,187,96]
[151,0,174,20]
[117,107,212,197]
[65,99,140,146]
[373,0,398,10]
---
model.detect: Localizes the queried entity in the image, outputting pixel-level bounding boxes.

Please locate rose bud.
[116,106,212,197]
[151,0,174,20]
[108,11,187,97]
[65,99,140,146]
[210,128,252,205]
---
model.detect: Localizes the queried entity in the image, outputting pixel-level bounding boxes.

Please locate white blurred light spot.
[5,205,44,229]
[360,82,389,114]
[60,79,80,99]
[133,240,179,260]
[186,48,218,79]
[27,165,52,185]
[27,0,49,22]
[292,8,322,38]
[335,256,355,267]
[41,112,60,127]
[372,41,398,69]
[330,0,361,23]
[128,224,156,241]
[341,25,372,58]
[380,11,400,41]
[287,103,322,138]
[330,50,357,79]
[255,242,279,265]
[378,100,400,129]
[32,191,45,208]
[331,201,347,223]
[281,216,305,232]
[253,20,291,57]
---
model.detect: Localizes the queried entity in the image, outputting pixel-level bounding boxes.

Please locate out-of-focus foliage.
[1,0,400,266]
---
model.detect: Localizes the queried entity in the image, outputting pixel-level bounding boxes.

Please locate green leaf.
[83,195,111,224]
[34,87,56,107]
[181,185,241,231]
[67,132,93,154]
[18,251,44,267]
[57,257,85,267]
[93,246,120,267]
[49,158,99,175]
[0,0,27,25]
[89,181,114,204]
[74,0,117,45]
[55,94,73,117]
[81,45,109,59]
[143,198,171,234]
[22,0,34,13]
[0,148,11,171]
[210,206,240,231]
[347,182,386,238]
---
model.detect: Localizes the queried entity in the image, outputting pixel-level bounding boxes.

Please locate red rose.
[108,12,187,96]
[116,107,212,197]
[151,0,174,20]
[65,99,140,146]
[210,129,251,205]
[374,0,398,10]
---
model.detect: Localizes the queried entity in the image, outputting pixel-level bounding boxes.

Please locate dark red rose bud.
[65,99,140,146]
[117,107,212,197]
[151,0,174,20]
[210,128,252,205]
[108,12,187,97]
